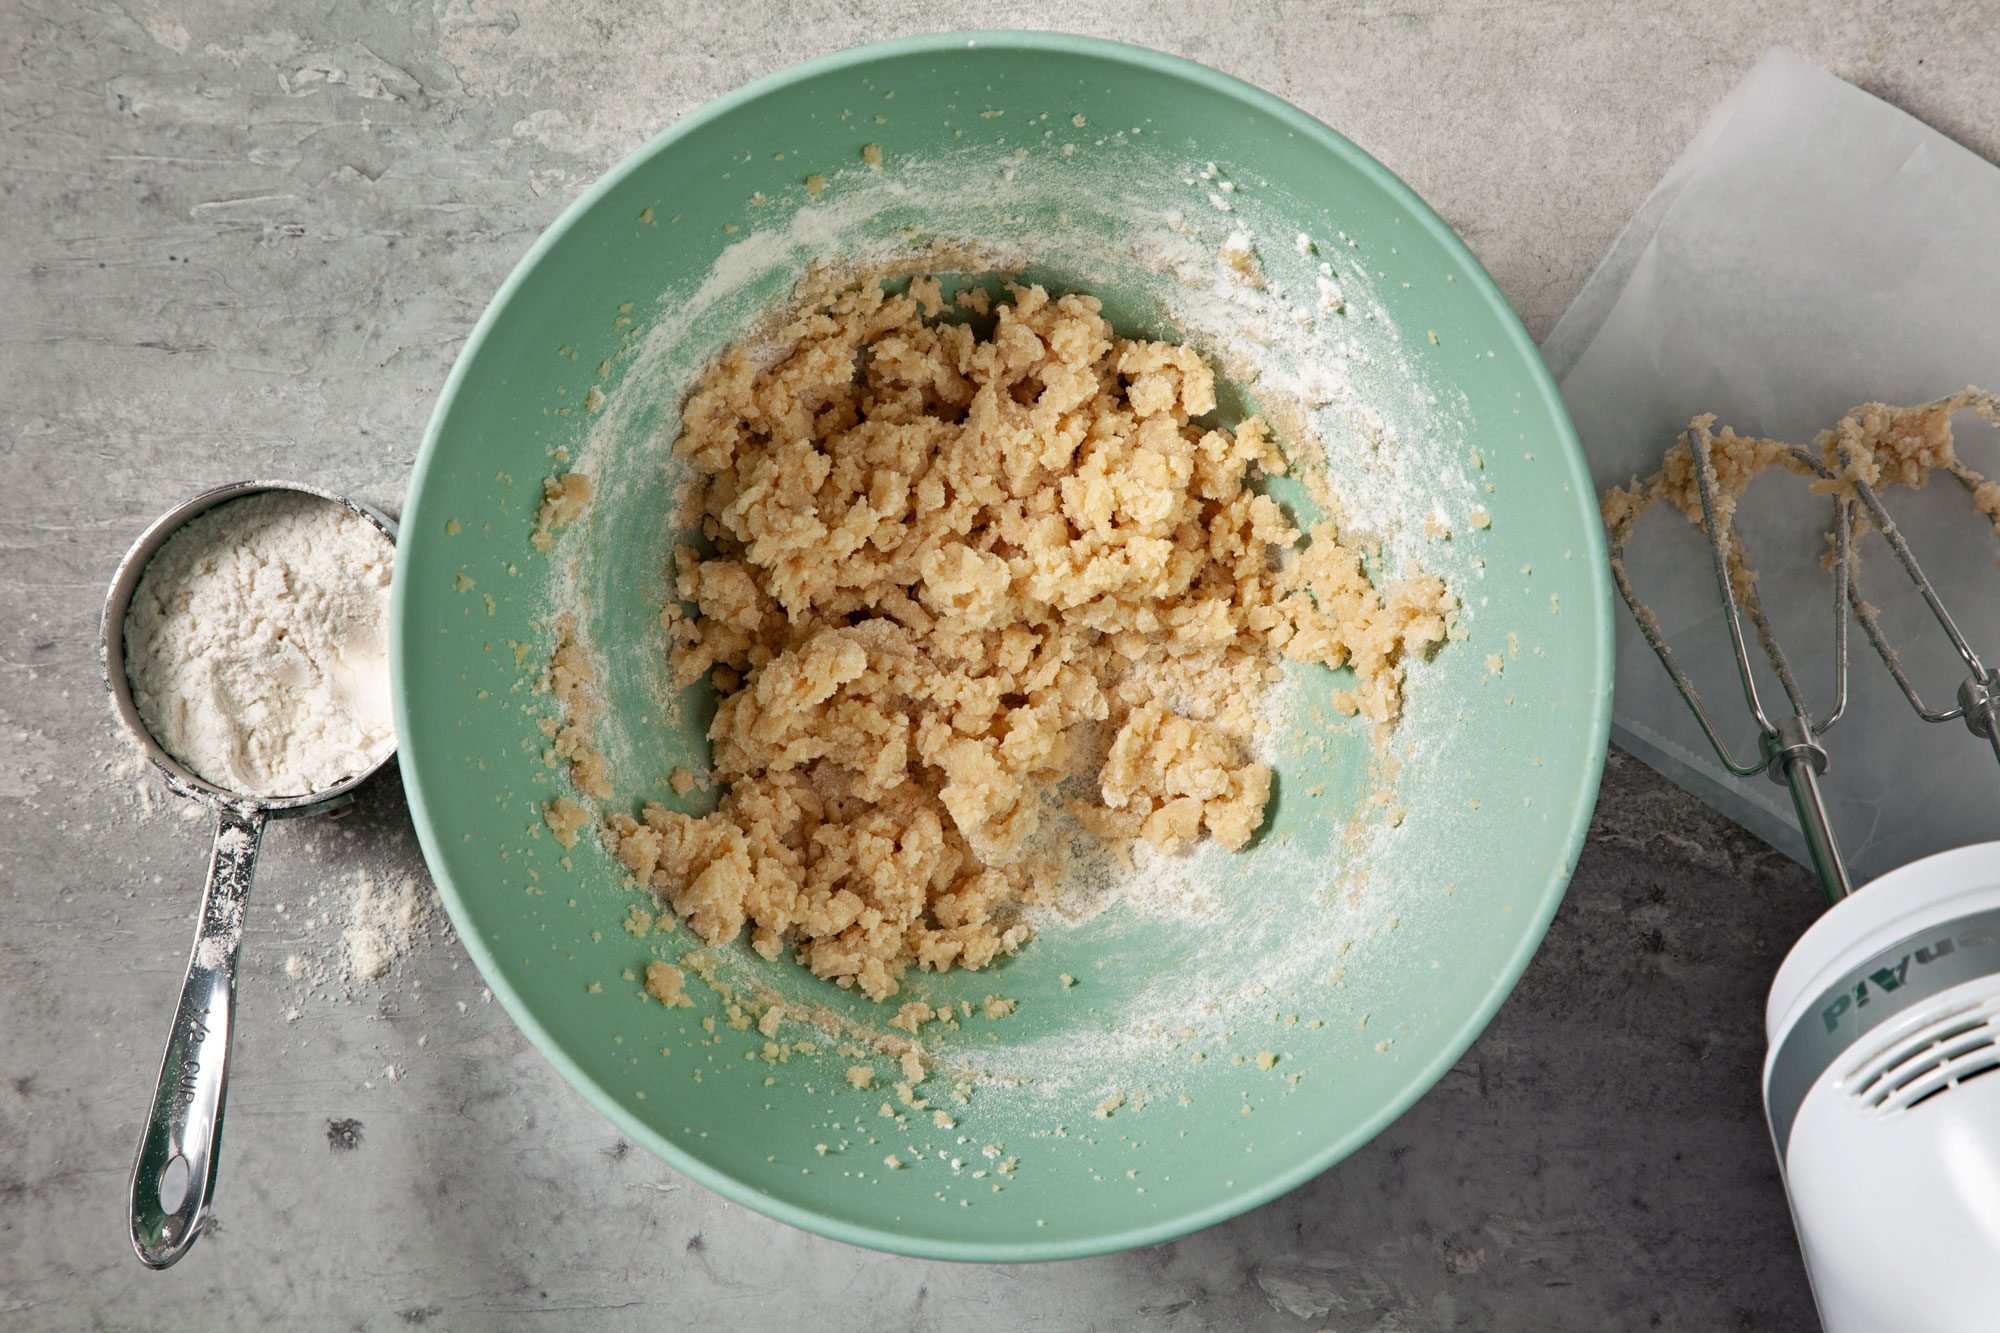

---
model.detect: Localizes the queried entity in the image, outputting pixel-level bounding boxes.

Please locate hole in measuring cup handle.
[157,1154,190,1213]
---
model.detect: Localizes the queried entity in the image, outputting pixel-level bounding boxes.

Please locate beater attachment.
[1835,438,2000,768]
[1608,414,2000,903]
[1609,425,1856,898]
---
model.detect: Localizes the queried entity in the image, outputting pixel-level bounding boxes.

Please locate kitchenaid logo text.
[1823,929,1995,1033]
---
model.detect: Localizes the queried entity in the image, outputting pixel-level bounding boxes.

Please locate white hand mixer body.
[1764,842,2000,1332]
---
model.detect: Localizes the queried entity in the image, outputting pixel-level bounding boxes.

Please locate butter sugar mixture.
[600,276,1456,1000]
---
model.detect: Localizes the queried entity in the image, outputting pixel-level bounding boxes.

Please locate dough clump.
[608,278,1453,999]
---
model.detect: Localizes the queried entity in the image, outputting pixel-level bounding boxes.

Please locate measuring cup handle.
[129,803,266,1269]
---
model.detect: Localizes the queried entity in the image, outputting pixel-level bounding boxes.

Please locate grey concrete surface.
[4,2,1996,1329]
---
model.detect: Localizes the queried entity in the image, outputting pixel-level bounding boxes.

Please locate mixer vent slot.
[1844,994,2000,1118]
[1905,1062,1998,1111]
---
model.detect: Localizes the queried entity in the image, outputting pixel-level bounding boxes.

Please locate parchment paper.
[1545,49,2000,886]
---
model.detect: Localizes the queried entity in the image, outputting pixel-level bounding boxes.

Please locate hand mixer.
[1611,419,2000,1332]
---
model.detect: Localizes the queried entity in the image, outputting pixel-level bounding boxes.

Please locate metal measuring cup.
[101,480,399,1269]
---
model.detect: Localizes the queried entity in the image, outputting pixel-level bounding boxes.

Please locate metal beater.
[1607,419,2000,902]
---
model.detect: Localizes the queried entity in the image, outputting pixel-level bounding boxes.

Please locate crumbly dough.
[643,960,693,1007]
[544,796,591,848]
[542,615,611,798]
[605,277,1454,1000]
[531,473,594,553]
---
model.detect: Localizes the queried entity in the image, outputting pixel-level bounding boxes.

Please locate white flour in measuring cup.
[123,490,396,797]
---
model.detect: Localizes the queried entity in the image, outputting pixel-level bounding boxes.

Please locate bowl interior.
[393,33,1609,1260]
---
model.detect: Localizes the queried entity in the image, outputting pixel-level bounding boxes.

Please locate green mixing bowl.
[393,31,1610,1260]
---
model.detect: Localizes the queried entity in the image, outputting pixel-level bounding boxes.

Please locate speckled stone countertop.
[5,3,1996,1328]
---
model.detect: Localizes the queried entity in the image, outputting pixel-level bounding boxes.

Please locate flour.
[339,870,428,982]
[124,490,395,797]
[277,867,440,993]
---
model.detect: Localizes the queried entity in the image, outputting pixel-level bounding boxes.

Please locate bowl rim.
[392,28,1613,1263]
